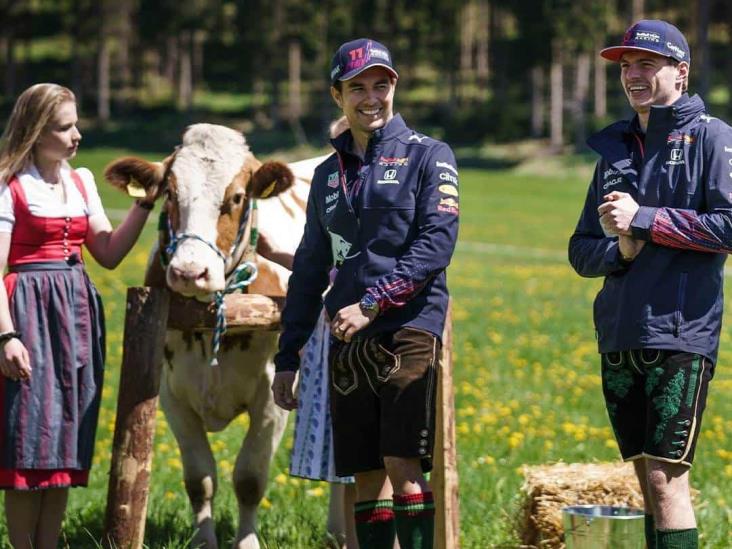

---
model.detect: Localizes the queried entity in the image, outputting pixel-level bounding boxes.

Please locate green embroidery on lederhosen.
[645,366,663,396]
[605,366,634,398]
[685,356,700,408]
[652,370,686,445]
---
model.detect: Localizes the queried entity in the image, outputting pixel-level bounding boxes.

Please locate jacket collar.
[330,113,409,155]
[587,94,706,174]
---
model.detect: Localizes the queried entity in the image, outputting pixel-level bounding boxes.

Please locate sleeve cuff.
[630,206,658,241]
[274,352,299,373]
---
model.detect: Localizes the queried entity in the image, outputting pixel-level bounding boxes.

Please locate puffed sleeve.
[0,183,15,233]
[75,167,105,218]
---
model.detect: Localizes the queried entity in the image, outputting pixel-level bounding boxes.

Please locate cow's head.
[105,124,294,296]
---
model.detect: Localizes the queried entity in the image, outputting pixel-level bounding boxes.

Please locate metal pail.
[563,505,645,548]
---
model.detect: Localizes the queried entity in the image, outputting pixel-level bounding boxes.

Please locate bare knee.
[646,462,689,503]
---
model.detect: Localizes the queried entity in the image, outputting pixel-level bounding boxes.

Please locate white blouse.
[0,164,105,233]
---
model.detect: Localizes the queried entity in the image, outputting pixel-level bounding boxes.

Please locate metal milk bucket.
[563,505,645,548]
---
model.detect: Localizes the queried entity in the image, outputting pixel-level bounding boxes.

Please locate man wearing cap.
[271,38,459,549]
[569,20,732,549]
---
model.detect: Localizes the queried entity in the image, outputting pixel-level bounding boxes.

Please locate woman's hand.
[0,338,31,381]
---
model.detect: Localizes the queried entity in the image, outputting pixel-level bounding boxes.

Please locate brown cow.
[105,123,320,549]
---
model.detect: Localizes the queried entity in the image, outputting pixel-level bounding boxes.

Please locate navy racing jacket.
[569,94,732,362]
[275,114,459,372]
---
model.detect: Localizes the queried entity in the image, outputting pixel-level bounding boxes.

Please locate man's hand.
[331,303,376,343]
[598,191,640,236]
[618,235,645,262]
[0,338,31,382]
[271,371,297,411]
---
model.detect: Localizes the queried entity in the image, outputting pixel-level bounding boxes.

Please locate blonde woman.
[0,83,157,549]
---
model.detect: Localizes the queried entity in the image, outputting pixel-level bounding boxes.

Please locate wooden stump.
[434,300,460,548]
[103,288,170,549]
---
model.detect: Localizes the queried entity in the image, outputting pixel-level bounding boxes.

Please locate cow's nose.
[170,264,210,283]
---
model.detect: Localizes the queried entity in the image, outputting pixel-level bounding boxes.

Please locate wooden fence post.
[434,299,460,548]
[103,287,170,549]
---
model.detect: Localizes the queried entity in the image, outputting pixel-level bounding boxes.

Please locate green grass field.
[1,148,731,547]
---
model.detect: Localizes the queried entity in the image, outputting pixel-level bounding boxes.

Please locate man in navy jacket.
[569,20,732,549]
[272,38,459,549]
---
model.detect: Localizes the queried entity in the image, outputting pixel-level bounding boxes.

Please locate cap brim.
[600,45,675,62]
[337,63,399,82]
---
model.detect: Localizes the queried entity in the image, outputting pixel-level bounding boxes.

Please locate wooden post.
[103,288,170,549]
[103,290,458,547]
[434,299,460,548]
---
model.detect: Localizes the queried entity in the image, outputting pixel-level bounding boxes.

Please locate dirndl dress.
[0,172,105,490]
[289,310,353,483]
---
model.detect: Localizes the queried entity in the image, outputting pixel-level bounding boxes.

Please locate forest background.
[1,0,730,154]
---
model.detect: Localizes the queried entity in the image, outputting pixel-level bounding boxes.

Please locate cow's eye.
[232,192,245,206]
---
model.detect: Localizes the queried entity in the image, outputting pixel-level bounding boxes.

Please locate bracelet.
[0,331,21,347]
[136,199,155,211]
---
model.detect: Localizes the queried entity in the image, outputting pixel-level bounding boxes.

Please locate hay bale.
[517,462,644,548]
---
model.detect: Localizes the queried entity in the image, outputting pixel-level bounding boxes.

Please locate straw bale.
[517,462,643,549]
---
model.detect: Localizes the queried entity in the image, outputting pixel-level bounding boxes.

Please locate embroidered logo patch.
[327,171,339,188]
[439,184,458,197]
[377,169,399,185]
[378,156,409,167]
[437,197,459,215]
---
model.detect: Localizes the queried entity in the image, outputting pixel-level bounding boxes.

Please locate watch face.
[360,295,378,312]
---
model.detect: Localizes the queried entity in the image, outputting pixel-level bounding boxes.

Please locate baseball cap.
[601,20,690,64]
[330,38,399,84]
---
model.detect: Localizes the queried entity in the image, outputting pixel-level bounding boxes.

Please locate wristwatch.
[359,293,380,316]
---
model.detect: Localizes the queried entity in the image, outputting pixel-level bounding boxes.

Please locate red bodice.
[7,172,89,266]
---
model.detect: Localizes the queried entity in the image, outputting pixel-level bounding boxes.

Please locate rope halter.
[163,200,260,366]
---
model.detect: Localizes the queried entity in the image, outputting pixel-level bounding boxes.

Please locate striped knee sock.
[657,528,698,549]
[393,492,435,549]
[645,514,657,549]
[354,499,396,549]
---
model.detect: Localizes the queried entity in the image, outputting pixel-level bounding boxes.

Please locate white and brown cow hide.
[105,124,326,549]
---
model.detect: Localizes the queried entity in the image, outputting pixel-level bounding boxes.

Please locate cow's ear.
[249,161,294,199]
[105,157,165,193]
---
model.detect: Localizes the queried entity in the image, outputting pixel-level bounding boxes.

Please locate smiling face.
[34,101,81,164]
[331,66,396,151]
[619,51,687,116]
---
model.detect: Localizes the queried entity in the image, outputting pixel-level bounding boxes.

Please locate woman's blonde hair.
[0,83,76,183]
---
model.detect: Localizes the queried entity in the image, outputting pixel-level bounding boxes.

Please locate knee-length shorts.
[329,327,440,477]
[601,350,712,466]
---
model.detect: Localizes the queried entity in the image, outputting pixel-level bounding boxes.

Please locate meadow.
[0,148,730,547]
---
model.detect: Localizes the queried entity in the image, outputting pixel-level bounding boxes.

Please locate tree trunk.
[695,0,710,100]
[176,31,193,112]
[459,2,474,103]
[593,39,607,119]
[164,36,178,87]
[573,52,590,151]
[288,39,307,145]
[3,34,15,98]
[550,41,564,150]
[530,65,545,138]
[475,0,490,94]
[632,0,644,22]
[193,30,205,89]
[97,1,111,124]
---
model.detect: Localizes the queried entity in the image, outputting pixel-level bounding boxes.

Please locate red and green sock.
[393,491,435,549]
[354,499,396,549]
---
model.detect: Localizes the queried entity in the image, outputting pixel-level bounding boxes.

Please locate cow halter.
[163,199,260,366]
